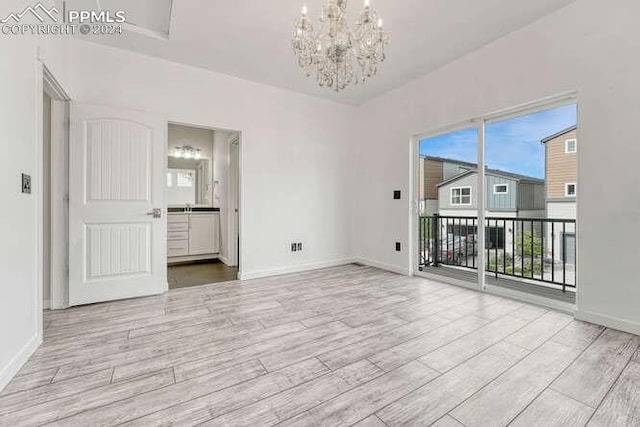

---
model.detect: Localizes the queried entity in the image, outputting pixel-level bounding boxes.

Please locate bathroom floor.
[167,260,238,289]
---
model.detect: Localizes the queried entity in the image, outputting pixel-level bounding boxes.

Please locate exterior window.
[493,184,508,194]
[451,187,472,205]
[565,138,577,153]
[168,170,194,188]
[565,183,577,197]
[177,171,193,187]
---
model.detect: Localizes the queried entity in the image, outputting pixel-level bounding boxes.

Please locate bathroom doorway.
[166,123,241,289]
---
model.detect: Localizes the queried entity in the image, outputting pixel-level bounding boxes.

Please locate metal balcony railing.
[419,215,576,291]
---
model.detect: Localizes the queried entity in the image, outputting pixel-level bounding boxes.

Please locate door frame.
[44,67,71,310]
[37,60,71,327]
[168,121,243,278]
[411,120,484,290]
[229,135,241,269]
[411,91,578,303]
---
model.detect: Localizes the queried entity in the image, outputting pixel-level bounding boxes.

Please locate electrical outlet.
[297,242,303,251]
[21,173,32,194]
[393,190,401,200]
[395,242,402,252]
[291,243,297,252]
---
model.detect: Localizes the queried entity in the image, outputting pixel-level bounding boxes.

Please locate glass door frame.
[411,91,578,293]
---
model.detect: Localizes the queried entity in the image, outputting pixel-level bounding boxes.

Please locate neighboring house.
[437,168,545,249]
[542,125,578,264]
[542,125,577,219]
[419,156,476,215]
[437,168,545,218]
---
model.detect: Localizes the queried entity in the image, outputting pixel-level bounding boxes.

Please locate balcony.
[419,215,576,304]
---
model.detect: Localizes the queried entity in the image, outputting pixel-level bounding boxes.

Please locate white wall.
[58,39,356,279]
[0,33,41,392]
[0,0,70,391]
[353,0,640,333]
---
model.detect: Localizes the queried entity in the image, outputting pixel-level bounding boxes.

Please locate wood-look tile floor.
[2,265,639,426]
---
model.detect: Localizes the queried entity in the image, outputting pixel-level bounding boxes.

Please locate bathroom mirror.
[167,157,212,206]
[167,123,215,207]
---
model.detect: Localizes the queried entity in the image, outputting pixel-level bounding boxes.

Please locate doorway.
[42,66,70,312]
[166,123,241,289]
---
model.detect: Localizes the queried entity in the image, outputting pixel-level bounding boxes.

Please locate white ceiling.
[77,0,577,105]
[100,0,173,37]
[58,0,173,38]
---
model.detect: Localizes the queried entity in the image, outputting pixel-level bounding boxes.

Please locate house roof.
[436,168,544,188]
[541,125,577,143]
[421,155,477,169]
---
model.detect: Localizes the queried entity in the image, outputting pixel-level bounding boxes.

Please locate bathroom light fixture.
[170,146,201,159]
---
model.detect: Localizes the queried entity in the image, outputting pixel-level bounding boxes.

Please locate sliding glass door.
[415,98,578,302]
[417,126,480,284]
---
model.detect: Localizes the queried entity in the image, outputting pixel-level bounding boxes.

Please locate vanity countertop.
[168,207,221,213]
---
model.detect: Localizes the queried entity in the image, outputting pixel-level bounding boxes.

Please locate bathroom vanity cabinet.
[167,210,220,262]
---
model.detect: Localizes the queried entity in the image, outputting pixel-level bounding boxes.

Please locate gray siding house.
[436,169,545,249]
[419,156,476,215]
[437,169,545,216]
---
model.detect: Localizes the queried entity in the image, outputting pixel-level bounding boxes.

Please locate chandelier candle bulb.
[302,4,307,15]
[377,18,383,28]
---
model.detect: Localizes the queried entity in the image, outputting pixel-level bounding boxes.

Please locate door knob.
[147,208,162,219]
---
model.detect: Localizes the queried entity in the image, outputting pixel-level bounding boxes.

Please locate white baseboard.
[353,258,411,276]
[0,334,42,393]
[239,258,356,281]
[575,309,640,336]
[219,255,230,266]
[43,299,50,310]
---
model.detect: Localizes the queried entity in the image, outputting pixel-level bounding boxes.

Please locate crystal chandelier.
[292,0,390,92]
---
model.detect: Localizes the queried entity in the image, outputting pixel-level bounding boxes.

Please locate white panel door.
[69,103,167,306]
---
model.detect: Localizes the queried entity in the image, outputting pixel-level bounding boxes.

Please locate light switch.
[21,173,31,194]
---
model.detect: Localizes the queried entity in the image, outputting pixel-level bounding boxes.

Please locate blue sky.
[419,104,577,179]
